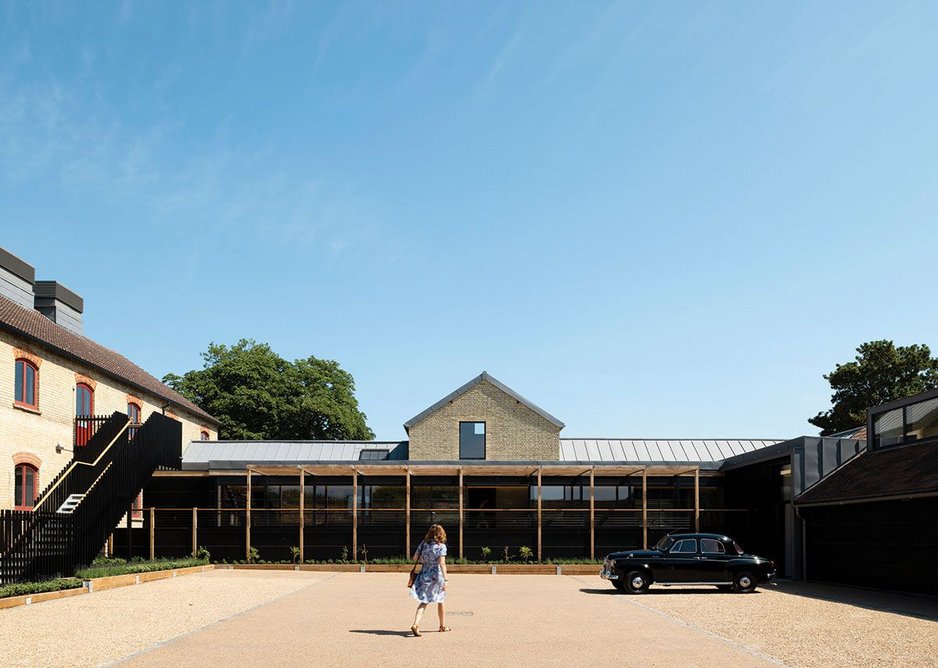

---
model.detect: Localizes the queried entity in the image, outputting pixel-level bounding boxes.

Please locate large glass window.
[459,421,486,459]
[905,397,938,443]
[411,485,458,508]
[359,485,405,509]
[14,359,38,409]
[14,464,38,509]
[874,407,903,448]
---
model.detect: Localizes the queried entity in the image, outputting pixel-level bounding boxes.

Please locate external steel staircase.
[0,412,182,584]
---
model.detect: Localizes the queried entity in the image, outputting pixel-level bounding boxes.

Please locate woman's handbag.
[407,541,422,588]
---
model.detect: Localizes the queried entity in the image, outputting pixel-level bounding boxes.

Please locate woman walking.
[410,524,450,637]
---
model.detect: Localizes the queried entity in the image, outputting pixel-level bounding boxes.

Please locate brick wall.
[0,330,215,509]
[408,380,561,461]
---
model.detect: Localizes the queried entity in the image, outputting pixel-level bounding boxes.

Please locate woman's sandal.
[411,625,421,637]
[439,626,452,632]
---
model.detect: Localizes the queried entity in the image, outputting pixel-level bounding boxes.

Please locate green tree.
[809,340,938,435]
[164,339,374,440]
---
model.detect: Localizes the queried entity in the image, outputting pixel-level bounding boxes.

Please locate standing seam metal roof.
[558,439,783,463]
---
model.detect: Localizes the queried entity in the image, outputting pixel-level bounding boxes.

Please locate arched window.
[14,463,38,510]
[14,359,39,409]
[75,383,95,446]
[76,383,94,416]
[200,430,210,441]
[127,402,142,439]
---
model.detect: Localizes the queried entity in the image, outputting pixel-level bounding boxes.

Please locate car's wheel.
[612,579,626,592]
[625,570,650,594]
[732,571,757,593]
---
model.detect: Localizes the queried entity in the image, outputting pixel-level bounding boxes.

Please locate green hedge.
[75,557,208,580]
[0,578,82,600]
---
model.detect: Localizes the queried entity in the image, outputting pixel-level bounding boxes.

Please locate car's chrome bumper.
[600,568,619,580]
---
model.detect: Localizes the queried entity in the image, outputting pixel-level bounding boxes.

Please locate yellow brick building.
[0,247,217,510]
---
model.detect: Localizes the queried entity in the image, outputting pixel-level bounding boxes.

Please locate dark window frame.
[459,421,486,460]
[14,359,39,410]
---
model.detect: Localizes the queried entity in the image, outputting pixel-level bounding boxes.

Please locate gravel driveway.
[1,571,935,667]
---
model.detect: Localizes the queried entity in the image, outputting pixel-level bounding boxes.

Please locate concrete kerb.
[0,564,213,610]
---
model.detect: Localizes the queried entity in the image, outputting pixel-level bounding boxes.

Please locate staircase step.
[56,493,85,514]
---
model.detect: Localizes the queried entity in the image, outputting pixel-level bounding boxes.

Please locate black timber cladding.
[0,247,35,284]
[33,280,84,312]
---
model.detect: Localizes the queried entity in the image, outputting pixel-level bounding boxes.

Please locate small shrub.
[290,546,301,564]
[480,546,492,562]
[502,545,511,562]
[195,546,211,561]
[0,578,82,600]
[247,547,260,564]
[518,546,533,562]
[340,546,349,562]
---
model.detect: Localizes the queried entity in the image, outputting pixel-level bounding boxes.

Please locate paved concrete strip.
[0,570,324,668]
[121,573,780,668]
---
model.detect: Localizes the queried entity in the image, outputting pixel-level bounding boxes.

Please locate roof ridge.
[0,293,218,425]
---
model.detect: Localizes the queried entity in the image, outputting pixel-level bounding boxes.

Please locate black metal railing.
[74,414,115,449]
[0,510,74,585]
[0,412,182,583]
[71,412,182,569]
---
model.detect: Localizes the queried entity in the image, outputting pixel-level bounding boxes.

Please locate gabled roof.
[0,293,218,425]
[403,371,565,431]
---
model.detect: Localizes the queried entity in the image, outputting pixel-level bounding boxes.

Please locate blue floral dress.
[410,540,447,604]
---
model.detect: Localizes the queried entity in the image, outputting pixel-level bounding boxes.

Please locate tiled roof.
[796,441,938,505]
[0,294,218,425]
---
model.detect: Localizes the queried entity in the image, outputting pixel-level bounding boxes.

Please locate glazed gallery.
[123,462,768,564]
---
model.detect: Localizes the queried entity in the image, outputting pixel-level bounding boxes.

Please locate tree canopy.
[164,339,374,441]
[809,340,938,435]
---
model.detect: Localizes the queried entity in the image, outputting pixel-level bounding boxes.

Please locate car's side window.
[671,539,697,554]
[701,538,725,554]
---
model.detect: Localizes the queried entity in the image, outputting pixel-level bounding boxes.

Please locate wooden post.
[642,469,648,549]
[352,470,358,560]
[191,507,198,556]
[536,468,542,562]
[149,507,155,560]
[246,468,252,561]
[694,467,700,532]
[589,468,595,560]
[299,467,305,563]
[458,468,464,560]
[405,469,411,557]
[108,533,114,557]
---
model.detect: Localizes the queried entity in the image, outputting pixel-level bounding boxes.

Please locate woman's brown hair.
[424,524,447,544]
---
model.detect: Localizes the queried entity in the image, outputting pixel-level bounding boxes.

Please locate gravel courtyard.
[1,571,935,667]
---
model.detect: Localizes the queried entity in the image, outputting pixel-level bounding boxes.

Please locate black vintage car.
[600,533,775,593]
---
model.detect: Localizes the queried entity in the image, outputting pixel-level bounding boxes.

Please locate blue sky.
[2,1,937,440]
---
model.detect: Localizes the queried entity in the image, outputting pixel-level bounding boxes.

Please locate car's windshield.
[654,536,674,551]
